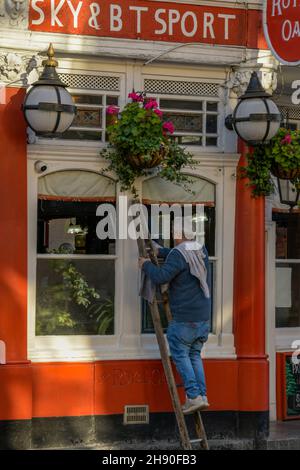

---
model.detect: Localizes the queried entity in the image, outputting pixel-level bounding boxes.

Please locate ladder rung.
[190,438,203,444]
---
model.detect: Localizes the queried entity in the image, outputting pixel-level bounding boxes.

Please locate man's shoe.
[182,395,206,415]
[201,396,210,409]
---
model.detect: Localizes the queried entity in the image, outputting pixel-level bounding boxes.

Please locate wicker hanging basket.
[271,163,300,180]
[127,144,168,169]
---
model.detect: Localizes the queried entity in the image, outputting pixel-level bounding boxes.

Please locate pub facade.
[0,0,299,449]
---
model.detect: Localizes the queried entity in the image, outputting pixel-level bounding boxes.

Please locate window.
[143,96,219,147]
[274,211,300,328]
[144,78,220,147]
[140,175,216,333]
[36,171,116,336]
[60,92,120,141]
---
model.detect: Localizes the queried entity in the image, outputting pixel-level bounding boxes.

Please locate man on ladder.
[138,229,211,416]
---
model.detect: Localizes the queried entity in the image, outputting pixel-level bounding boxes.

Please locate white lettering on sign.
[181,11,197,38]
[218,14,236,40]
[31,0,45,25]
[282,19,300,40]
[29,1,239,44]
[110,4,122,32]
[168,9,180,36]
[51,0,64,27]
[129,6,149,34]
[89,3,101,30]
[67,0,83,29]
[154,8,167,35]
[203,12,215,39]
[272,0,298,16]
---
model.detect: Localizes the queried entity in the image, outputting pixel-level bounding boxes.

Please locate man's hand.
[138,257,149,269]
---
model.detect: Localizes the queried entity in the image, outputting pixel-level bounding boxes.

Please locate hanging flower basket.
[100,93,193,195]
[242,128,300,197]
[127,143,169,169]
[270,163,300,180]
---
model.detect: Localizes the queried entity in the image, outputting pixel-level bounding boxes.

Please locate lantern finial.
[42,43,58,68]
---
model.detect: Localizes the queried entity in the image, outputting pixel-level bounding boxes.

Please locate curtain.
[38,170,116,202]
[142,175,215,206]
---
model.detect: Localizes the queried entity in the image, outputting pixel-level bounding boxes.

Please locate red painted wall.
[0,358,268,421]
[0,87,28,363]
[233,141,269,413]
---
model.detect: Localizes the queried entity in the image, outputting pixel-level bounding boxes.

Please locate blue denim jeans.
[167,320,209,399]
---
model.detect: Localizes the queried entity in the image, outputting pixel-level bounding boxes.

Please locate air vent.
[144,79,219,97]
[58,73,120,91]
[124,405,149,425]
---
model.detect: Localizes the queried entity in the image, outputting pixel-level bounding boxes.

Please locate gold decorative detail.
[42,43,58,68]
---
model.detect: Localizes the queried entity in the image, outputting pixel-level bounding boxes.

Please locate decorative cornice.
[0,50,42,84]
[0,0,29,29]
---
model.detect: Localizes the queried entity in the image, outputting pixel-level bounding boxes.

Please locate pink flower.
[144,100,159,110]
[153,108,163,118]
[106,105,119,115]
[281,134,292,144]
[163,121,175,134]
[128,92,144,102]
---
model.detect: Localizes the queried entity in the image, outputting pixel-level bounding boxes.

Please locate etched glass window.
[59,93,119,142]
[147,97,219,147]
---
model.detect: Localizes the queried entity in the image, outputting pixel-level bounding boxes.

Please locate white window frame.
[140,70,227,154]
[28,62,238,362]
[65,88,120,142]
[27,155,126,361]
[143,94,219,148]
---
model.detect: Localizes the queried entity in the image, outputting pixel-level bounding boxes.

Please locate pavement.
[257,420,300,450]
[35,421,300,450]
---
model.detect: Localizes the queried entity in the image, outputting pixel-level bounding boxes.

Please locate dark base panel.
[0,419,31,450]
[0,411,269,450]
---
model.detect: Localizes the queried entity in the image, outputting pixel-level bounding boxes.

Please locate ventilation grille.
[124,405,149,425]
[144,79,219,97]
[279,105,300,121]
[59,73,120,91]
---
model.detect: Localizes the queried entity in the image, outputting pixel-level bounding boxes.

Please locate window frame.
[141,72,225,153]
[27,157,124,361]
[62,88,120,142]
[139,175,217,335]
[27,63,237,362]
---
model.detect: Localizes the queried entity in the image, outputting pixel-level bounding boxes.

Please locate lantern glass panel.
[279,180,299,206]
[24,85,75,134]
[234,98,280,143]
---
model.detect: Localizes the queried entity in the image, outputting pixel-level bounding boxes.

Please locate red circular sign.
[264,0,300,64]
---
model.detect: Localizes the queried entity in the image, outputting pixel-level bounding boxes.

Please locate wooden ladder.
[137,236,209,451]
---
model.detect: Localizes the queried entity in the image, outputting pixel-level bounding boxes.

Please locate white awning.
[142,175,215,206]
[38,170,116,202]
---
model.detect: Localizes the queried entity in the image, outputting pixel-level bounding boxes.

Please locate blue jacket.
[142,246,211,322]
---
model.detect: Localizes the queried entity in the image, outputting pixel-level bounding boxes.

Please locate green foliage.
[242,128,300,197]
[87,298,114,335]
[107,102,164,159]
[101,95,194,195]
[36,250,102,335]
